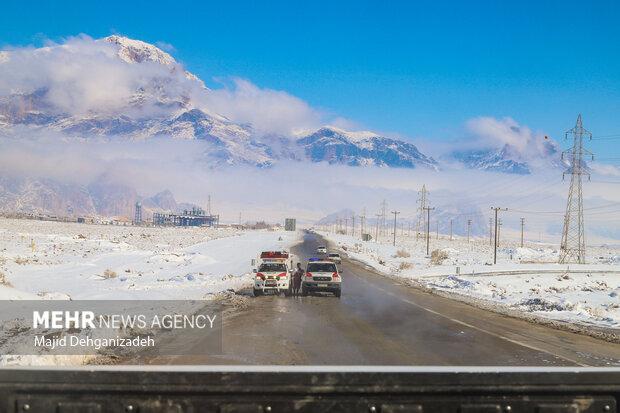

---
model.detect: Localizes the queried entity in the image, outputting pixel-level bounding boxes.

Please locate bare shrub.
[102,269,117,279]
[394,249,411,258]
[398,261,413,271]
[430,249,449,265]
[0,271,12,287]
[14,256,29,265]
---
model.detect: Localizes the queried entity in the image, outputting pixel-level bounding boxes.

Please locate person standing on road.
[292,263,304,296]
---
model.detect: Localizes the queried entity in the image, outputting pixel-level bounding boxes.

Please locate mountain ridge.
[0,35,439,171]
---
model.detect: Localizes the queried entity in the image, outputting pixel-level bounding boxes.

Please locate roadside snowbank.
[319,231,620,331]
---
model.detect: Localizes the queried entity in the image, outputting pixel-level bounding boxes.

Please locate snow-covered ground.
[318,230,620,332]
[0,218,300,366]
[0,218,300,300]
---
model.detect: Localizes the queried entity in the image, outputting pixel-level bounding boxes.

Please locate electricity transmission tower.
[380,200,387,236]
[375,213,381,242]
[559,114,593,264]
[423,206,435,255]
[416,185,428,240]
[360,208,366,239]
[520,217,525,248]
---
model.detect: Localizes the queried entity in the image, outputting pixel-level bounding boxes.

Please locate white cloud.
[0,35,201,117]
[590,162,620,177]
[466,116,558,160]
[0,36,332,136]
[201,78,323,135]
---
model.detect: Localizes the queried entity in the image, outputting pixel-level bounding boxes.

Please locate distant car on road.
[302,260,341,297]
[316,246,327,254]
[327,252,342,264]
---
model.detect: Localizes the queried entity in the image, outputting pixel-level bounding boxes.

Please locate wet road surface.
[131,232,620,366]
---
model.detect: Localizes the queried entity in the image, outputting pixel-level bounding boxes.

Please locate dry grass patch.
[398,261,413,271]
[0,271,12,287]
[14,256,29,265]
[430,249,449,265]
[102,269,117,279]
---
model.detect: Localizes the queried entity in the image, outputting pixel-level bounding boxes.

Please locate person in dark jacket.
[292,263,304,296]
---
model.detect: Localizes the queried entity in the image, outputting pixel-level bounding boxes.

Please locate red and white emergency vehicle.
[251,251,294,296]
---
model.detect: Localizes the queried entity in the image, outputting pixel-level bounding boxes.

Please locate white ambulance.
[252,251,294,296]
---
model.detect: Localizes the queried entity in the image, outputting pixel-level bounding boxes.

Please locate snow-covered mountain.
[297,127,438,169]
[451,137,561,175]
[0,174,191,218]
[452,146,532,175]
[0,35,437,170]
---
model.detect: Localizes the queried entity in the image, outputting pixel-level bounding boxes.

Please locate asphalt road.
[132,231,620,366]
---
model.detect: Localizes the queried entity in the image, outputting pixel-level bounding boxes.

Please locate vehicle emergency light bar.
[260,251,289,259]
[308,257,322,262]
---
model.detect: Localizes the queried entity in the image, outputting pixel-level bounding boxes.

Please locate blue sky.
[1,0,619,157]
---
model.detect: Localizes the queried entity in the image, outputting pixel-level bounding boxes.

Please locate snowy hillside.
[298,127,438,169]
[452,146,532,175]
[0,36,436,170]
[0,175,193,218]
[450,119,563,174]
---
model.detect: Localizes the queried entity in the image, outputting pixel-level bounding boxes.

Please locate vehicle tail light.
[332,272,339,278]
[277,272,287,278]
[305,272,313,278]
[256,272,265,280]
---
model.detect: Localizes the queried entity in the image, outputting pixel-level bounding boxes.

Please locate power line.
[591,180,620,184]
[511,201,620,215]
[591,135,620,140]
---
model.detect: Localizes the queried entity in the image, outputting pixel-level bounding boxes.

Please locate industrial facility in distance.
[152,207,219,227]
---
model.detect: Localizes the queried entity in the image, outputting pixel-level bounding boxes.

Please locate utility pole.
[498,218,503,247]
[423,207,435,256]
[345,218,349,236]
[560,114,593,264]
[436,221,439,240]
[352,215,356,237]
[207,195,212,215]
[520,217,525,248]
[491,207,507,264]
[489,217,493,246]
[467,219,472,243]
[375,213,381,242]
[391,211,400,246]
[360,208,366,240]
[450,219,453,241]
